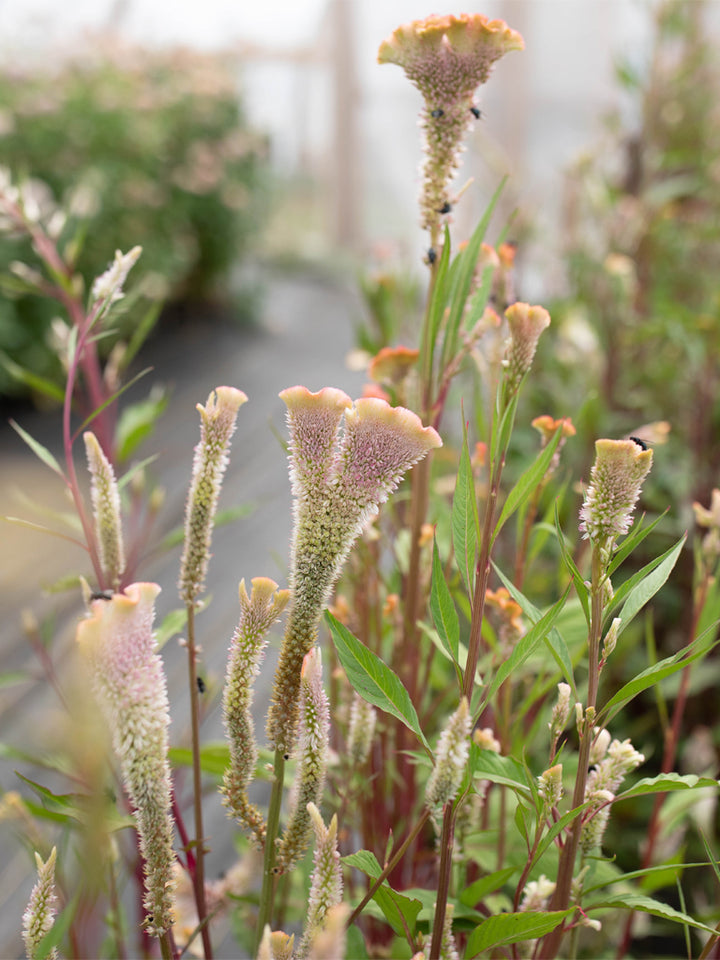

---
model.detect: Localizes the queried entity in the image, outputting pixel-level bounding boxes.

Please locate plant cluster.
[2,8,719,960]
[0,39,266,400]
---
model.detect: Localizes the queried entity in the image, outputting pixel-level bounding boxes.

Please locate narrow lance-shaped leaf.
[617,534,686,637]
[9,420,64,478]
[326,612,430,752]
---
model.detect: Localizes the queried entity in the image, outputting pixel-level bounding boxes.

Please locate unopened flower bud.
[84,431,125,588]
[602,618,621,662]
[549,682,572,740]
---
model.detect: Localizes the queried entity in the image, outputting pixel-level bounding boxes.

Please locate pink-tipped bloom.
[84,431,125,588]
[76,583,175,935]
[222,578,290,845]
[300,803,343,958]
[22,847,58,960]
[179,386,247,605]
[579,439,653,546]
[276,647,330,874]
[268,387,441,755]
[503,303,551,394]
[378,15,523,236]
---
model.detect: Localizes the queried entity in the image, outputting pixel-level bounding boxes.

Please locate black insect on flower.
[430,108,444,118]
[629,436,649,451]
[426,247,437,265]
[90,590,113,601]
[196,676,206,694]
[470,106,482,119]
[437,202,452,214]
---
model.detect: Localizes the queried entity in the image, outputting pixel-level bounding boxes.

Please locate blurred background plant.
[0,39,267,402]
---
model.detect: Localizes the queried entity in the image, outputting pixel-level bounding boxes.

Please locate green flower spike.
[378,14,524,238]
[579,439,653,549]
[84,431,125,588]
[76,582,176,935]
[426,697,471,809]
[268,386,441,755]
[299,803,343,959]
[221,577,290,845]
[179,386,248,605]
[277,647,330,874]
[22,847,58,960]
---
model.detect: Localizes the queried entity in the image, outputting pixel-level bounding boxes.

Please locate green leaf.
[9,420,64,478]
[482,590,569,704]
[452,427,479,595]
[554,503,589,623]
[169,743,231,778]
[608,510,667,576]
[117,454,159,490]
[600,625,719,722]
[615,773,719,803]
[430,539,459,662]
[121,297,163,372]
[156,607,188,650]
[0,350,65,403]
[343,850,422,937]
[460,866,517,907]
[466,910,573,955]
[491,428,562,546]
[616,534,685,637]
[327,612,430,752]
[116,386,169,461]
[470,746,533,801]
[0,670,30,688]
[585,893,716,934]
[74,366,153,439]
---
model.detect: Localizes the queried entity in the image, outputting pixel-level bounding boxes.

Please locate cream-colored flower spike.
[179,386,247,605]
[378,15,523,236]
[426,697,471,808]
[76,583,176,935]
[84,431,125,588]
[268,387,442,755]
[579,439,653,547]
[22,847,58,960]
[298,803,343,960]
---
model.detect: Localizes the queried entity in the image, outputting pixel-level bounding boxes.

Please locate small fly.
[629,436,649,451]
[90,590,113,601]
[470,106,482,119]
[430,108,444,118]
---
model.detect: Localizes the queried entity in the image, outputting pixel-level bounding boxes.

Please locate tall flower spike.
[221,578,290,845]
[503,302,551,395]
[347,693,377,766]
[426,697,471,809]
[299,803,343,960]
[268,387,441,755]
[579,439,653,548]
[76,583,176,935]
[378,15,523,237]
[22,847,58,960]
[277,648,330,874]
[84,431,125,588]
[179,386,247,605]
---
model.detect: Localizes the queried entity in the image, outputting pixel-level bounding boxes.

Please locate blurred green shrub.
[0,39,267,400]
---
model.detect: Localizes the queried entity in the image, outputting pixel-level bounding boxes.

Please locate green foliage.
[0,43,266,398]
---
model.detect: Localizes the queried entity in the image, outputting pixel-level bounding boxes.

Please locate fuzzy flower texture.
[378,15,524,237]
[580,439,653,548]
[267,387,441,755]
[76,583,176,935]
[22,847,58,960]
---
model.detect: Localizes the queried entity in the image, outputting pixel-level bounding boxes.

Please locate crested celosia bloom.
[179,386,247,605]
[299,804,343,959]
[347,693,377,766]
[76,583,176,935]
[579,439,653,547]
[503,302,551,394]
[22,847,58,960]
[368,345,419,386]
[277,648,330,874]
[426,697,471,808]
[91,245,142,306]
[378,15,523,237]
[221,578,290,845]
[267,387,441,754]
[84,431,125,588]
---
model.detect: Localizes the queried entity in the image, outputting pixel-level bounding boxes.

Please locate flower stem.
[185,603,212,960]
[255,749,285,952]
[428,802,456,960]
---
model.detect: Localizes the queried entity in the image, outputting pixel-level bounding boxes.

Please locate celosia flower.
[277,648,330,874]
[221,578,289,845]
[427,903,460,960]
[532,415,576,444]
[368,345,419,386]
[473,727,500,753]
[694,488,720,565]
[299,804,343,959]
[589,727,612,767]
[549,682,572,741]
[586,736,644,795]
[257,927,295,960]
[91,246,142,306]
[503,302,551,394]
[519,874,556,912]
[22,847,58,960]
[84,431,125,588]
[76,583,175,935]
[347,693,377,766]
[537,764,563,808]
[579,439,653,547]
[580,789,614,853]
[378,15,524,237]
[485,587,524,640]
[601,617,621,663]
[267,387,441,754]
[426,697,471,808]
[179,386,247,605]
[305,903,349,960]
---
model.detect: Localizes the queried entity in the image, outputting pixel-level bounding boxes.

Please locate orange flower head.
[368,345,420,386]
